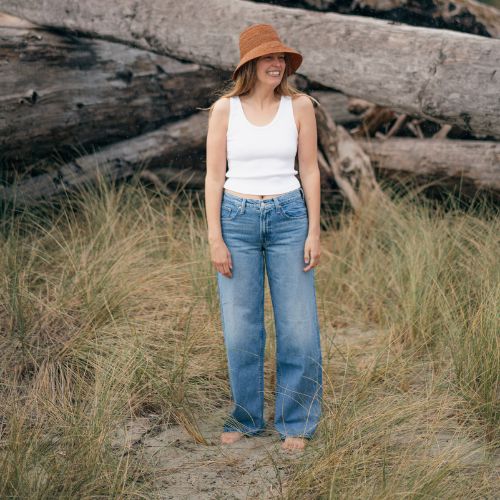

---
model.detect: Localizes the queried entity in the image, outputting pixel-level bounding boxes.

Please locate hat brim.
[232,41,303,81]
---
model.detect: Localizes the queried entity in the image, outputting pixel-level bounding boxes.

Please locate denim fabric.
[216,187,323,440]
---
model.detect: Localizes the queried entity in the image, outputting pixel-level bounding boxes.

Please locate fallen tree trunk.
[315,102,385,210]
[358,137,500,194]
[0,15,223,171]
[252,0,500,38]
[3,0,499,139]
[0,112,207,205]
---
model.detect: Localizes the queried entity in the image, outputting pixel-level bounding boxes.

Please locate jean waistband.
[222,187,304,206]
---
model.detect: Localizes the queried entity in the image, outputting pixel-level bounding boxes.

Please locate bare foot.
[281,436,307,451]
[220,431,244,444]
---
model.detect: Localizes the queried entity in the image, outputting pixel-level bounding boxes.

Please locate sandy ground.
[110,325,499,498]
[109,327,378,498]
[112,406,307,499]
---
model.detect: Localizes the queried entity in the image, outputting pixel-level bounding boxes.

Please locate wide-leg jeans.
[216,186,323,440]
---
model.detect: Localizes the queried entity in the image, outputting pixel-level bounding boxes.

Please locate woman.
[205,23,322,452]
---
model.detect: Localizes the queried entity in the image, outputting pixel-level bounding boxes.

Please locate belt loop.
[273,195,281,210]
[241,197,246,214]
[299,186,304,200]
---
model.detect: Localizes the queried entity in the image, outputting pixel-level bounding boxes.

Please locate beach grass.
[1,175,498,498]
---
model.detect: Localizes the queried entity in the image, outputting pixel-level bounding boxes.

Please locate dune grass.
[0,175,498,498]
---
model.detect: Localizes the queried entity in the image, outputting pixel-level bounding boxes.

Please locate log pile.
[0,0,499,207]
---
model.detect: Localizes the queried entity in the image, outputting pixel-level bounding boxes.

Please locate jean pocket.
[221,203,239,220]
[279,199,308,219]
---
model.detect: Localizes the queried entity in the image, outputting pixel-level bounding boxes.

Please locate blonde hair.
[198,54,319,118]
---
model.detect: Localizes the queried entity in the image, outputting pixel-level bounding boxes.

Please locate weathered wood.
[253,0,500,38]
[350,104,397,139]
[358,137,500,193]
[0,17,223,171]
[311,90,474,141]
[0,112,207,205]
[3,0,499,138]
[315,102,385,210]
[309,91,366,126]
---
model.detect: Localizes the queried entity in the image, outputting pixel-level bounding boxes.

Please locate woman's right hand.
[210,238,233,278]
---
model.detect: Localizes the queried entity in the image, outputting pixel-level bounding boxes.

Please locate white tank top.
[224,94,300,195]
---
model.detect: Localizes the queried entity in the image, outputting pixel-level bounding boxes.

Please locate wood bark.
[357,137,500,193]
[0,17,223,171]
[2,0,499,139]
[0,112,207,205]
[315,102,385,209]
[253,0,500,38]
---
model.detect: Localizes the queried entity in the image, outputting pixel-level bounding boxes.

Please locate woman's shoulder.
[290,94,315,122]
[291,93,315,108]
[213,96,231,113]
[209,96,231,125]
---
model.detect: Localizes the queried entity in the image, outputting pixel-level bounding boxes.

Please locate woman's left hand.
[303,233,320,272]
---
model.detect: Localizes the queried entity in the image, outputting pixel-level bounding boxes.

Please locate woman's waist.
[224,188,288,200]
[223,176,301,200]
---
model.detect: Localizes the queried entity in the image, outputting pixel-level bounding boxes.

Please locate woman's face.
[255,52,286,85]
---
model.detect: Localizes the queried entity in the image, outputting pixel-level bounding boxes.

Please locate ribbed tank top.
[225,94,300,195]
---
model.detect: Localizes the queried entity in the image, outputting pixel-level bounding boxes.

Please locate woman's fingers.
[303,253,320,272]
[211,240,233,277]
[224,250,232,277]
[216,251,232,278]
[221,261,232,277]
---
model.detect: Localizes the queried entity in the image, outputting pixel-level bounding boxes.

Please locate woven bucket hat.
[232,23,303,81]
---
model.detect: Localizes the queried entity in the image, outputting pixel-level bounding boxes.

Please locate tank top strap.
[282,95,293,120]
[228,96,240,132]
[283,95,298,134]
[229,95,239,116]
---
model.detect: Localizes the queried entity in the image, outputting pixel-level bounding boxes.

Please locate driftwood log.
[253,0,500,38]
[315,102,385,210]
[358,137,500,193]
[0,15,223,171]
[0,112,207,205]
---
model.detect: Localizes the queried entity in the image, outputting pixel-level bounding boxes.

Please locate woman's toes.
[281,436,306,451]
[220,431,244,444]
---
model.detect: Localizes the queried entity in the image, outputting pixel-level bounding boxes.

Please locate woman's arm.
[295,94,321,271]
[205,98,229,244]
[205,97,233,278]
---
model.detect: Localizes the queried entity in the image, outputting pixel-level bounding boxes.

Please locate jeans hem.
[278,433,314,441]
[222,426,266,437]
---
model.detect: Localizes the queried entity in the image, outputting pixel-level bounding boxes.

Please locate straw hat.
[232,23,303,81]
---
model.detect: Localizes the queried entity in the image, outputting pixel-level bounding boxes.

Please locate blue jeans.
[216,187,323,440]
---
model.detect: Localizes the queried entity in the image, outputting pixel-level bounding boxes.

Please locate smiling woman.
[204,23,323,453]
